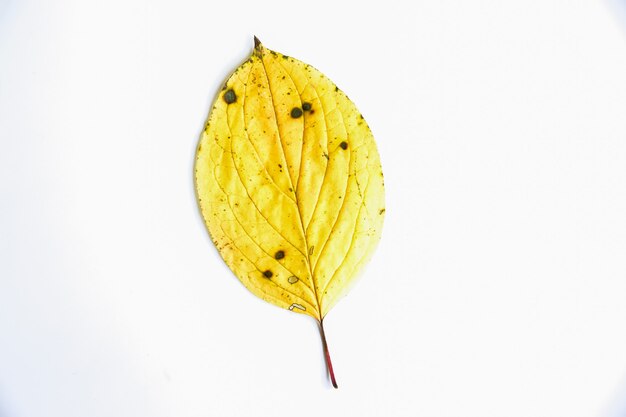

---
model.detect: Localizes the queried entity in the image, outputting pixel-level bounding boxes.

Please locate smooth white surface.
[2,1,626,416]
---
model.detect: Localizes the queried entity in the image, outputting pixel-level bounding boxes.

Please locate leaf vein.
[311,106,351,275]
[241,68,296,203]
[210,145,315,300]
[257,56,300,195]
[217,222,316,311]
[320,147,372,305]
[223,98,307,258]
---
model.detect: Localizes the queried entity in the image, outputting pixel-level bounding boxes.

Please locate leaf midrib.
[257,49,323,320]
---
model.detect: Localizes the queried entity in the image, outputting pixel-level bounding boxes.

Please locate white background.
[2,1,626,416]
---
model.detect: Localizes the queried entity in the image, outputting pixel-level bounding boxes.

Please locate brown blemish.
[339,141,348,150]
[263,270,273,278]
[302,102,312,111]
[274,250,285,260]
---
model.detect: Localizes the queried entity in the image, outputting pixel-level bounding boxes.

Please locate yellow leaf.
[194,37,385,388]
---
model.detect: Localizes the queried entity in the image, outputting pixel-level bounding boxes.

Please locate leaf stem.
[319,318,338,389]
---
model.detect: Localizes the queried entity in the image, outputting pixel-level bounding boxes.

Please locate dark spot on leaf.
[308,246,314,256]
[302,102,312,111]
[335,86,339,92]
[223,89,236,104]
[340,141,348,150]
[379,208,386,215]
[291,107,303,118]
[275,250,285,260]
[263,270,273,278]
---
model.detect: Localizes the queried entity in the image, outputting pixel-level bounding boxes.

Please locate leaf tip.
[253,36,264,58]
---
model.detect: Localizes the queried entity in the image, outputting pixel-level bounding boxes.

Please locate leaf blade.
[195,40,385,321]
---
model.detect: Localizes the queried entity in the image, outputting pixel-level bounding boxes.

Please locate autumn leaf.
[194,37,385,388]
